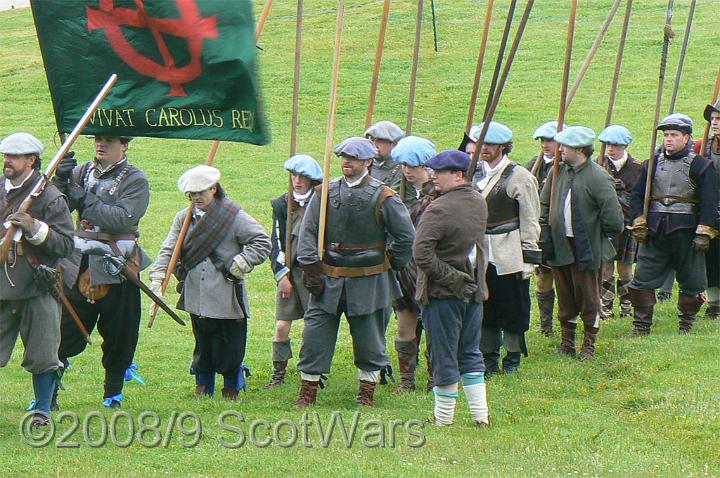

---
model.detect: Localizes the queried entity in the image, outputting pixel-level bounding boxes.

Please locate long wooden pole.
[365,0,391,130]
[285,0,304,271]
[548,0,577,225]
[466,0,535,180]
[401,0,423,200]
[642,0,674,219]
[482,0,516,121]
[700,67,720,156]
[667,0,696,114]
[148,1,274,327]
[317,0,345,260]
[464,0,495,134]
[565,0,621,108]
[598,0,633,166]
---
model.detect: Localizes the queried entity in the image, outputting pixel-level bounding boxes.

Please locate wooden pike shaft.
[466,0,534,180]
[642,0,674,219]
[565,0,621,108]
[598,0,633,166]
[406,0,423,135]
[148,0,275,327]
[465,0,495,134]
[365,0,391,130]
[667,0,696,115]
[482,0,515,121]
[548,0,577,225]
[285,0,304,271]
[318,0,345,261]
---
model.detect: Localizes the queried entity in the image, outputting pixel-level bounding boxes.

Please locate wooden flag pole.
[466,0,535,180]
[365,0,391,130]
[565,0,621,108]
[317,0,345,261]
[148,0,274,327]
[285,0,304,271]
[597,0,633,166]
[548,0,577,225]
[464,0,495,134]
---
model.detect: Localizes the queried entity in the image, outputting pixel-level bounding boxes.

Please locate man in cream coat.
[472,122,541,375]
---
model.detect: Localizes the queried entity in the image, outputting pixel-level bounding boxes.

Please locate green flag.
[31,0,269,145]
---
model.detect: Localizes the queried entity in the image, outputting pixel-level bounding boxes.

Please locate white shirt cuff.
[25,221,49,245]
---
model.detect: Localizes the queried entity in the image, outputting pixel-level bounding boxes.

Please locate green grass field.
[1,1,719,476]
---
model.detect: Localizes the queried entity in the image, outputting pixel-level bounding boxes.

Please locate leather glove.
[7,212,40,236]
[692,234,711,252]
[628,216,648,243]
[229,255,252,279]
[539,224,555,262]
[302,261,326,297]
[437,270,477,300]
[66,183,87,209]
[54,151,76,181]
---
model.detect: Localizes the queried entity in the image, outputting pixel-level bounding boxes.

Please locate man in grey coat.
[52,135,151,408]
[295,137,415,407]
[0,133,74,427]
[150,165,270,400]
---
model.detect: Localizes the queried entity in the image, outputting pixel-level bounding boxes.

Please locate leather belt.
[322,257,391,278]
[75,228,136,242]
[326,240,386,252]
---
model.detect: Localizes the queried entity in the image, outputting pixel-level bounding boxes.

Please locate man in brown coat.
[414,150,489,426]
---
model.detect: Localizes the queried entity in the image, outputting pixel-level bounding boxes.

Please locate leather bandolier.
[321,176,395,278]
[485,163,520,235]
[649,152,699,215]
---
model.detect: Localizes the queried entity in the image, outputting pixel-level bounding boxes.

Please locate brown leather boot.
[599,280,615,320]
[356,380,377,406]
[617,280,632,317]
[294,379,319,408]
[195,384,208,396]
[705,301,720,320]
[557,323,577,357]
[393,339,417,394]
[629,287,655,336]
[264,361,288,388]
[221,388,239,401]
[536,290,555,336]
[678,293,703,333]
[577,328,598,360]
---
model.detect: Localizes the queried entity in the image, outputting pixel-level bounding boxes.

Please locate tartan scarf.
[180,197,240,272]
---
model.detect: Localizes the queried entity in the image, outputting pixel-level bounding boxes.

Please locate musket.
[597,0,634,167]
[147,1,274,328]
[317,0,345,261]
[548,0,577,225]
[0,74,118,264]
[467,0,534,180]
[565,0,622,108]
[700,67,720,156]
[104,255,185,326]
[285,0,304,273]
[667,0,696,115]
[365,0,390,130]
[642,0,674,220]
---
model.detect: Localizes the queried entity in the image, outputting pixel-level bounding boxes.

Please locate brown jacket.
[413,183,488,303]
